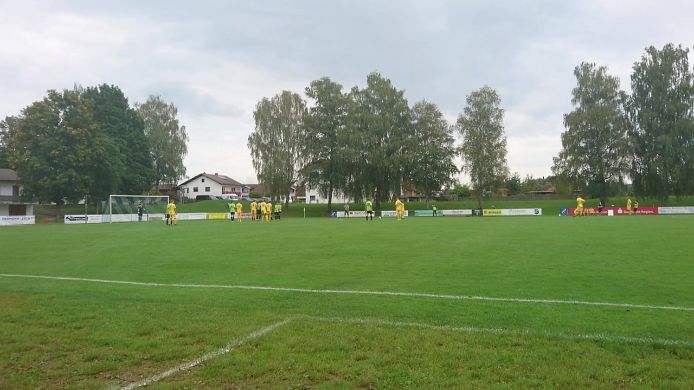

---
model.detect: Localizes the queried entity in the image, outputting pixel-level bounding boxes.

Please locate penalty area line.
[1,273,694,312]
[119,318,292,390]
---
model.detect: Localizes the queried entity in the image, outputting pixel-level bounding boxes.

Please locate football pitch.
[1,216,693,389]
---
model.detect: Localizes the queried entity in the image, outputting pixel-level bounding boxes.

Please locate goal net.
[104,195,169,223]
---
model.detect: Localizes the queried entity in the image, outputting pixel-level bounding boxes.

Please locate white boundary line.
[120,318,292,390]
[304,316,694,348]
[1,273,694,312]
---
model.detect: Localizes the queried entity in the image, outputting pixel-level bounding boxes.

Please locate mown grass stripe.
[2,273,693,312]
[116,315,694,388]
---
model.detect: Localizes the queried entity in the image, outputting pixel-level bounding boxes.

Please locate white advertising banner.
[658,206,694,215]
[103,214,168,223]
[442,209,473,217]
[0,215,35,226]
[380,210,409,218]
[108,214,139,223]
[175,213,208,221]
[64,215,103,224]
[483,208,542,216]
[333,210,370,218]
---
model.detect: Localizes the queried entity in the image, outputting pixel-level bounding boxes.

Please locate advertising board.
[442,209,473,217]
[380,210,409,218]
[64,215,103,224]
[482,208,542,216]
[0,215,35,226]
[564,207,658,216]
[658,206,694,215]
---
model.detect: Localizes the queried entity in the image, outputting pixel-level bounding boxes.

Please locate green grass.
[1,216,693,388]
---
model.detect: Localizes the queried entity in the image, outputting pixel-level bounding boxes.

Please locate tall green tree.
[505,172,522,195]
[136,96,188,189]
[625,44,694,204]
[0,117,15,168]
[85,85,154,196]
[552,63,631,204]
[346,72,412,209]
[1,88,122,205]
[248,91,307,205]
[302,77,349,213]
[456,86,509,208]
[408,100,458,200]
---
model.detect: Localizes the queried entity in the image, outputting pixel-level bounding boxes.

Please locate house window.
[186,188,189,193]
[205,187,211,192]
[193,187,198,192]
[202,178,205,183]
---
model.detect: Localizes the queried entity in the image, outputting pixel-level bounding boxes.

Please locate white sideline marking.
[120,318,292,390]
[305,316,694,348]
[1,273,694,312]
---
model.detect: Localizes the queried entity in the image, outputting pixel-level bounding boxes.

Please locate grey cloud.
[4,0,694,180]
[135,83,244,118]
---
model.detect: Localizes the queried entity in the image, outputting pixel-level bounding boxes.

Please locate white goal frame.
[107,194,169,224]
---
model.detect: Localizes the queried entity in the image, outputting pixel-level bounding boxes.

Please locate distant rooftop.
[0,168,18,181]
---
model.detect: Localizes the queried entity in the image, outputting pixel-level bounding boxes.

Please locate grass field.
[1,215,693,388]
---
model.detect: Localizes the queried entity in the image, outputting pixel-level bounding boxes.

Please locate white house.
[0,168,35,216]
[178,173,250,200]
[303,186,350,204]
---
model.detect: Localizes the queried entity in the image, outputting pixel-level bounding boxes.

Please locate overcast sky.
[2,1,693,184]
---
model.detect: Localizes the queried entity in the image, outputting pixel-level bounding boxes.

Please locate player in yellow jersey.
[250,201,257,221]
[395,198,404,220]
[574,196,585,216]
[166,199,177,226]
[626,197,633,215]
[235,201,243,223]
[258,201,265,221]
[266,201,272,221]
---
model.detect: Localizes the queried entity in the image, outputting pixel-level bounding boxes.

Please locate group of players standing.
[574,196,639,216]
[228,200,282,222]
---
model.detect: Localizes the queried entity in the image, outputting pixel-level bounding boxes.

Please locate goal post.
[106,194,169,223]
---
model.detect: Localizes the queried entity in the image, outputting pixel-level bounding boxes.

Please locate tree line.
[553,43,694,205]
[248,73,508,211]
[251,42,694,210]
[0,85,188,205]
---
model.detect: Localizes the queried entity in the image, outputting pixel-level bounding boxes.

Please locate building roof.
[0,168,18,181]
[246,183,267,194]
[178,173,246,187]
